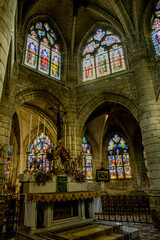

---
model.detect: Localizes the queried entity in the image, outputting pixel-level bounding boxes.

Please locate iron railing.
[95,194,152,224]
[0,193,24,238]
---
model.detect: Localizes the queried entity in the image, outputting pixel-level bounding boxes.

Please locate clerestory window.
[151,1,160,56]
[24,22,61,80]
[82,29,126,81]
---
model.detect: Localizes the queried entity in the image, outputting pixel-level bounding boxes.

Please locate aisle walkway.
[122,223,160,240]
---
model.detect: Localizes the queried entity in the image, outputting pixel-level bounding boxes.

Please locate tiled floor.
[122,222,160,240]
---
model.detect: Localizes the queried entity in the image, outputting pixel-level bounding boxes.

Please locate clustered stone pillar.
[131,50,160,229]
[0,0,17,100]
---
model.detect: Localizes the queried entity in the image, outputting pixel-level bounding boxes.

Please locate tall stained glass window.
[82,137,93,179]
[151,1,160,56]
[4,143,12,182]
[107,134,132,179]
[24,22,61,80]
[82,29,126,80]
[28,133,54,172]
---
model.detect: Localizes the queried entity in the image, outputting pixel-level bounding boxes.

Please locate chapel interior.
[0,0,160,239]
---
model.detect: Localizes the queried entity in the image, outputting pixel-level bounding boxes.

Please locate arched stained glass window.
[82,29,126,81]
[82,137,93,179]
[28,133,54,172]
[24,22,61,80]
[107,134,132,179]
[4,142,12,182]
[151,1,160,56]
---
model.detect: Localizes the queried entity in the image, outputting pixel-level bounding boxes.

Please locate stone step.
[56,225,123,240]
[94,234,124,240]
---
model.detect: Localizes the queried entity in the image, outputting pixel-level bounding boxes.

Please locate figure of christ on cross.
[49,104,67,143]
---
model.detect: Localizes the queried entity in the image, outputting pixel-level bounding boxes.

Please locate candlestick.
[74,127,77,158]
[37,116,40,139]
[65,124,66,149]
[69,126,71,150]
[28,114,32,152]
[44,118,45,134]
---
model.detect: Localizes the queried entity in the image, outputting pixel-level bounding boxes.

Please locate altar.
[17,112,102,237]
[19,173,101,235]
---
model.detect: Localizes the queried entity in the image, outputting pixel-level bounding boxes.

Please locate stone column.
[130,50,160,229]
[0,0,17,100]
[81,200,86,220]
[0,96,15,228]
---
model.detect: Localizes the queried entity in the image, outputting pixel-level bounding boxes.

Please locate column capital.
[128,48,148,64]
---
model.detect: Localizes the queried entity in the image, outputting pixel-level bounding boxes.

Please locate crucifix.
[50,104,67,143]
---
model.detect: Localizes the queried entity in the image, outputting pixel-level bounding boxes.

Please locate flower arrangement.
[74,170,85,182]
[34,171,52,185]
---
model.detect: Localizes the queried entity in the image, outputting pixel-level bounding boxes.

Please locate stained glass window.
[4,142,12,182]
[28,133,54,172]
[82,137,93,179]
[82,29,126,80]
[151,1,160,56]
[107,134,132,179]
[24,22,61,80]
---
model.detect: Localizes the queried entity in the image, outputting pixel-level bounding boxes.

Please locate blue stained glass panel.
[110,46,126,73]
[124,166,132,178]
[25,36,38,69]
[28,133,53,172]
[44,23,50,31]
[51,51,61,80]
[38,44,50,74]
[47,33,54,45]
[155,10,160,17]
[117,167,124,178]
[50,30,56,40]
[156,1,160,9]
[83,42,99,55]
[83,56,95,80]
[38,30,45,38]
[108,133,132,179]
[101,36,120,46]
[113,134,120,143]
[109,156,115,166]
[152,28,160,55]
[94,29,105,41]
[110,167,117,179]
[96,48,110,77]
[36,22,43,29]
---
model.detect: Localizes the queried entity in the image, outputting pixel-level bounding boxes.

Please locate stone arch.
[77,92,139,132]
[14,89,67,113]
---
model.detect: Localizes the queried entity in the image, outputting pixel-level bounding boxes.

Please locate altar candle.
[65,124,66,149]
[37,116,40,139]
[69,126,71,150]
[75,127,77,157]
[28,114,32,152]
[44,118,45,134]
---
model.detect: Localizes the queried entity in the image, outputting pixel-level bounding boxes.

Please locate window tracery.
[28,133,54,172]
[82,29,126,81]
[107,134,132,179]
[24,22,61,80]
